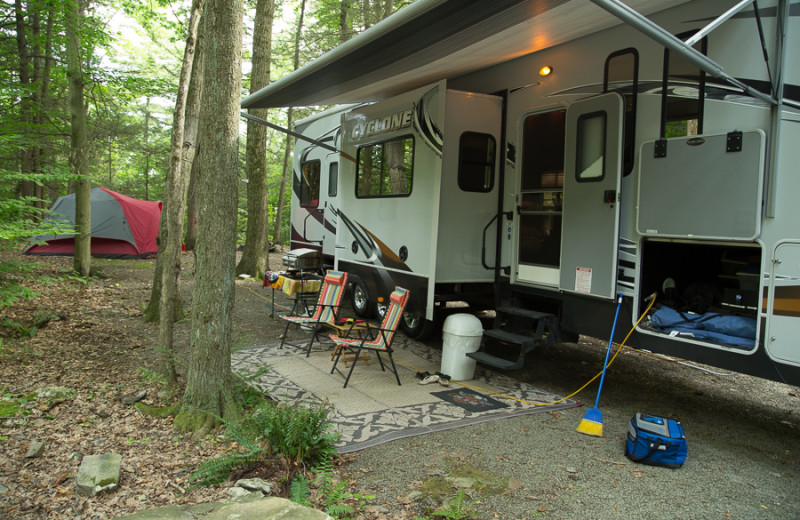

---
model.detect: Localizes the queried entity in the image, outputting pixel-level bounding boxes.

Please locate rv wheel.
[351,279,373,318]
[401,312,434,340]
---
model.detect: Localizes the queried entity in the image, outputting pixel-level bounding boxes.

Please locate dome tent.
[24,187,162,259]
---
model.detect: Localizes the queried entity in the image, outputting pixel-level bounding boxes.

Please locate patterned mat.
[232,336,579,453]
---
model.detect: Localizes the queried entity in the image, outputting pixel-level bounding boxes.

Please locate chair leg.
[374,351,386,372]
[305,323,319,357]
[279,318,292,349]
[331,344,344,375]
[387,351,402,386]
[342,346,364,388]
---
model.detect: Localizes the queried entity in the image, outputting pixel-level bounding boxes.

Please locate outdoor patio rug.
[232,336,580,453]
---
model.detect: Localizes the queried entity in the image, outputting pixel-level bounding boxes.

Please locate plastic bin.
[441,314,484,381]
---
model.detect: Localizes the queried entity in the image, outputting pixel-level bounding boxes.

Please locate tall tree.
[272,0,305,247]
[65,0,91,276]
[174,0,244,433]
[157,0,205,384]
[236,0,275,279]
[181,26,207,253]
[143,4,207,324]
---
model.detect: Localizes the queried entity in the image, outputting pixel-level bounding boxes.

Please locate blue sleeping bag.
[650,306,756,350]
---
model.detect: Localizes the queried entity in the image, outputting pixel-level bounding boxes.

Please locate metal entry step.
[467,305,560,371]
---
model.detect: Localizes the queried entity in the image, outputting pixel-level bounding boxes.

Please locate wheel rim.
[353,284,368,313]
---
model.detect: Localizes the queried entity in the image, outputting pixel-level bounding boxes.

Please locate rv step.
[467,351,523,371]
[483,329,536,346]
[496,306,554,321]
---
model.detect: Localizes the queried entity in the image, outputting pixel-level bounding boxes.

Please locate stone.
[24,441,45,458]
[234,478,273,495]
[76,453,122,497]
[119,390,147,405]
[114,497,333,519]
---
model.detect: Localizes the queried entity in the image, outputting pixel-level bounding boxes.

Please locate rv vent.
[654,139,667,158]
[726,130,743,152]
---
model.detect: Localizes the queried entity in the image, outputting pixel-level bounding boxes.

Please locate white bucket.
[440,314,484,381]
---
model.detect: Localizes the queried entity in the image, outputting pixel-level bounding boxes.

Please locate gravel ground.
[342,334,800,519]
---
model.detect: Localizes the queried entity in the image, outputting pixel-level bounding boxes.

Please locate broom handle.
[594,295,623,409]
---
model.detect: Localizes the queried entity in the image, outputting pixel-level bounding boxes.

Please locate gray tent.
[25,187,162,258]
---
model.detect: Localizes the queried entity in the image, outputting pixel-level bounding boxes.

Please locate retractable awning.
[241,0,688,108]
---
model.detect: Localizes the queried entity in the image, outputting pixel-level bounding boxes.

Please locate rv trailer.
[243,0,800,386]
[289,105,357,266]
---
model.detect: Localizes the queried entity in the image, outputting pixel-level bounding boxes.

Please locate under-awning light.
[539,65,553,76]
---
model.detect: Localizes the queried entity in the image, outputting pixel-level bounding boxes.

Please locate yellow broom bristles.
[576,417,603,437]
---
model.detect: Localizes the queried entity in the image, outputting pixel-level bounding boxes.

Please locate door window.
[575,111,607,182]
[518,109,565,268]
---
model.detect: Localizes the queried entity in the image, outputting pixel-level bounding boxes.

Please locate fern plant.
[188,400,339,488]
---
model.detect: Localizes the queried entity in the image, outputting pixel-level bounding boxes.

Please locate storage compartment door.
[559,93,624,299]
[637,130,765,240]
[767,242,800,366]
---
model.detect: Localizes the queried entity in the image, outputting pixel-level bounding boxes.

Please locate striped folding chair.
[279,270,348,357]
[329,287,409,388]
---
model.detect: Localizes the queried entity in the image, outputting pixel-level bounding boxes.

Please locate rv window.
[458,132,496,192]
[300,160,321,208]
[356,136,414,198]
[328,162,338,198]
[661,33,706,138]
[575,111,606,182]
[604,48,638,176]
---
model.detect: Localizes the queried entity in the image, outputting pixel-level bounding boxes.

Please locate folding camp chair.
[279,270,348,357]
[329,287,409,388]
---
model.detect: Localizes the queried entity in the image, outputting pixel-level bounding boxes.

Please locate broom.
[577,294,623,437]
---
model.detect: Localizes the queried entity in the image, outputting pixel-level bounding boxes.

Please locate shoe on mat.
[418,374,440,385]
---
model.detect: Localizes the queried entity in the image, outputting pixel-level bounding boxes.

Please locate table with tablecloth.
[264,271,322,318]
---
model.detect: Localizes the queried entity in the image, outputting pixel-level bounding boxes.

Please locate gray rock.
[234,477,273,495]
[119,390,147,405]
[76,453,122,497]
[24,441,45,458]
[113,497,333,519]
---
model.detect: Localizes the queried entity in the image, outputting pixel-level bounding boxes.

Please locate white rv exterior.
[289,105,355,265]
[253,0,800,385]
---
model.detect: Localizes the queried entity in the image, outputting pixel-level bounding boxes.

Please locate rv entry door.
[559,93,624,299]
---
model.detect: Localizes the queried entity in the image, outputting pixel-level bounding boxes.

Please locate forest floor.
[1,250,799,519]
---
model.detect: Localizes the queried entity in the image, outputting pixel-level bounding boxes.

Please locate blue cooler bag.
[625,413,687,468]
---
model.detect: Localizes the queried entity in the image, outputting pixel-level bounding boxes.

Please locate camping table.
[326,320,372,367]
[264,272,322,319]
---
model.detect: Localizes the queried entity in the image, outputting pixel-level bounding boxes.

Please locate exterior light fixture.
[539,65,553,76]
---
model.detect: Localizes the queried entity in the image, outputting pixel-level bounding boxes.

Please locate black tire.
[400,312,435,340]
[351,279,373,318]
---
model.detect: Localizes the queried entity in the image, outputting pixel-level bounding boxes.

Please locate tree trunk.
[158,0,205,385]
[272,0,305,248]
[236,0,274,279]
[175,0,244,434]
[339,0,351,43]
[14,0,35,202]
[65,0,91,276]
[182,12,207,253]
[146,7,207,324]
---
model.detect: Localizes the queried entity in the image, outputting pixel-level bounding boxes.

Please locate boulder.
[76,453,122,497]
